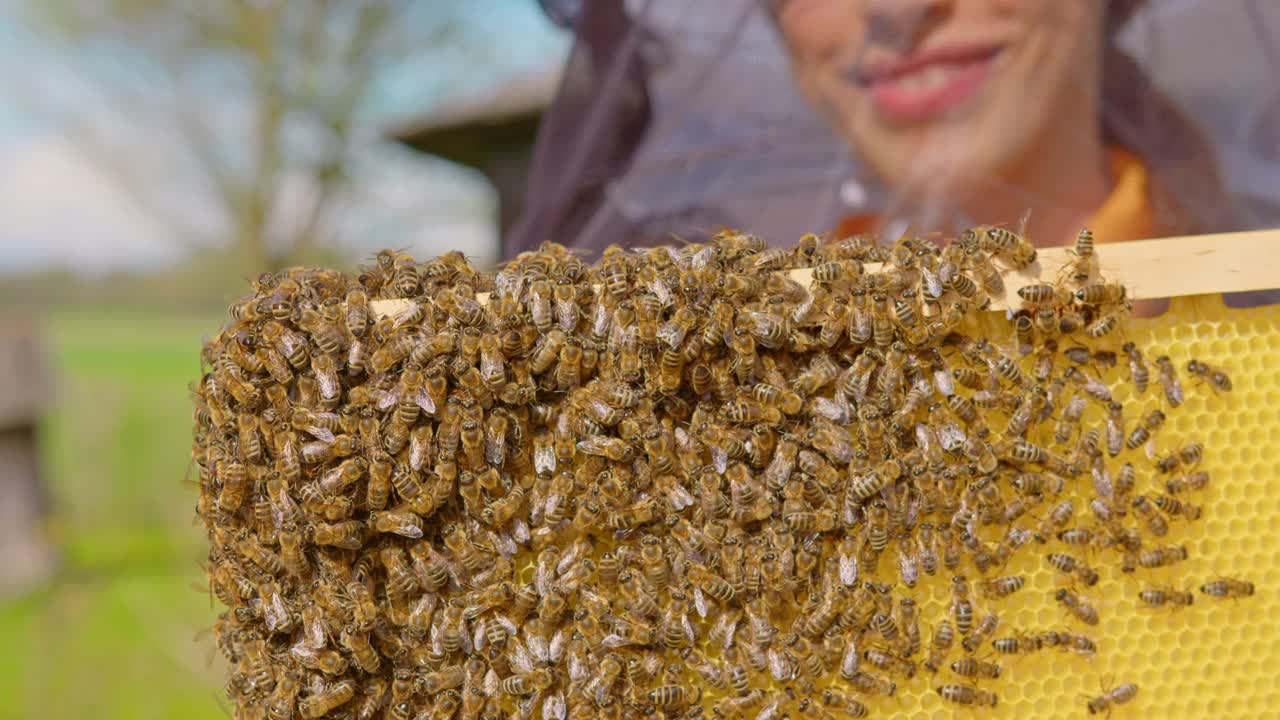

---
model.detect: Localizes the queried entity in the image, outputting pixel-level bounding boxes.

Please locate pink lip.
[855,46,1001,123]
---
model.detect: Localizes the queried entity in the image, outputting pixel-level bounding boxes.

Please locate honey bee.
[1130,495,1168,537]
[979,575,1026,599]
[1018,282,1066,304]
[1085,308,1127,338]
[1046,553,1099,586]
[923,619,955,673]
[1054,588,1099,625]
[1067,228,1096,282]
[1165,471,1210,495]
[1125,408,1165,450]
[1121,341,1149,394]
[1086,682,1138,716]
[1102,401,1125,457]
[962,607,1003,653]
[1064,366,1112,403]
[949,575,974,635]
[235,532,285,577]
[1155,442,1203,474]
[950,657,1001,679]
[819,689,869,718]
[340,624,381,674]
[1155,355,1184,407]
[1075,281,1126,305]
[992,632,1043,655]
[216,454,249,514]
[298,679,356,719]
[936,683,998,708]
[862,647,916,679]
[1138,587,1195,609]
[1153,494,1202,521]
[1187,359,1232,392]
[1137,544,1189,569]
[647,684,700,709]
[1200,577,1255,599]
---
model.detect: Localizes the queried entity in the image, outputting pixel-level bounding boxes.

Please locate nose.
[864,0,948,50]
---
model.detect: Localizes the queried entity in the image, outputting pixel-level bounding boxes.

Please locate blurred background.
[1,0,1277,717]
[0,1,567,717]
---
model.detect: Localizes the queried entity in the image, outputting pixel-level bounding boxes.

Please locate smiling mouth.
[844,47,1002,123]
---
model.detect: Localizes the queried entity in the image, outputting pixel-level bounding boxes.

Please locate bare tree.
[25,0,475,273]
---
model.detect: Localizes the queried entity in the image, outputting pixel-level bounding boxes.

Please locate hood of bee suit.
[507,0,1280,259]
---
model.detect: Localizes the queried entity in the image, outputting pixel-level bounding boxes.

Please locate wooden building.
[388,66,560,240]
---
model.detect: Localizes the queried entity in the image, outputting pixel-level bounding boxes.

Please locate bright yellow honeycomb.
[809,294,1279,719]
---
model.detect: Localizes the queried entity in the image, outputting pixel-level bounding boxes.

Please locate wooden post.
[0,313,57,598]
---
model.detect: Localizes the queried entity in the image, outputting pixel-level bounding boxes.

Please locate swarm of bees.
[193,228,1252,720]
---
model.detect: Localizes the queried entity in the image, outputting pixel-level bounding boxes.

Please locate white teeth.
[920,65,953,90]
[892,64,958,93]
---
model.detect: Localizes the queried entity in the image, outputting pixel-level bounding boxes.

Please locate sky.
[0,0,570,275]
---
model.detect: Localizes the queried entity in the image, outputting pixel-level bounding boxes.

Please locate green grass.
[0,306,231,720]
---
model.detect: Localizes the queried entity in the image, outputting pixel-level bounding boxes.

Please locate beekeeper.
[512,0,1276,299]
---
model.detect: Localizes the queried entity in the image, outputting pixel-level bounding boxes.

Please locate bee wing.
[289,641,317,664]
[510,638,536,674]
[1016,208,1032,237]
[549,628,567,663]
[485,437,505,467]
[839,552,859,587]
[590,304,610,339]
[691,584,711,617]
[555,299,577,332]
[557,545,581,577]
[494,268,522,297]
[410,435,429,472]
[460,622,473,654]
[390,303,420,329]
[768,647,792,682]
[534,445,556,474]
[414,387,435,415]
[495,532,517,557]
[511,518,530,544]
[711,447,728,475]
[763,448,795,490]
[667,484,695,511]
[681,615,697,645]
[690,245,716,270]
[317,371,340,400]
[923,266,944,298]
[387,514,424,539]
[1091,465,1113,500]
[430,625,443,655]
[265,594,290,631]
[279,331,303,357]
[543,691,566,720]
[713,612,738,650]
[842,640,861,677]
[303,424,335,444]
[304,616,326,649]
[938,423,967,451]
[601,634,628,649]
[472,619,487,651]
[483,668,500,697]
[648,278,673,306]
[375,389,397,412]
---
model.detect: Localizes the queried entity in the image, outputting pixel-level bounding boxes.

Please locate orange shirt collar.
[833,146,1154,244]
[1088,146,1153,244]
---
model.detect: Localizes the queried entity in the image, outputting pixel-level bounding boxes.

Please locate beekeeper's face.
[776,0,1106,210]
